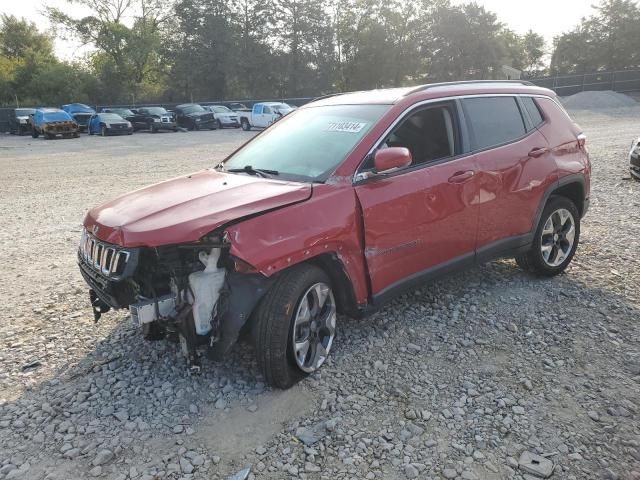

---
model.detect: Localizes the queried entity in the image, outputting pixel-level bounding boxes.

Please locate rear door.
[354,101,480,297]
[462,95,557,256]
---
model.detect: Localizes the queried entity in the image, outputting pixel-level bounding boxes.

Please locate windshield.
[42,111,71,122]
[99,113,125,122]
[181,105,205,114]
[212,106,231,113]
[144,107,168,115]
[16,109,35,116]
[223,104,389,181]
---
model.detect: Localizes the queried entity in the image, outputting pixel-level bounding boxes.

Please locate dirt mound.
[561,90,637,109]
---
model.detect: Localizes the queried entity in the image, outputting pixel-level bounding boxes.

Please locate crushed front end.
[77,228,273,371]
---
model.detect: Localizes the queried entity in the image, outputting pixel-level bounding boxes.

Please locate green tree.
[551,0,640,74]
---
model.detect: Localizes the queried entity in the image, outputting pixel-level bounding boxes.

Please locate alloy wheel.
[540,208,576,267]
[291,282,336,373]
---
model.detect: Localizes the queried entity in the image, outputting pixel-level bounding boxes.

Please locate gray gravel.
[0,109,639,479]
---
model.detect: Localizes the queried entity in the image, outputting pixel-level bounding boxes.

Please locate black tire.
[254,264,334,389]
[32,129,39,139]
[515,195,580,276]
[217,119,223,129]
[241,118,251,131]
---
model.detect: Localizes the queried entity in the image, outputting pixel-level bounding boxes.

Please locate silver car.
[206,105,240,129]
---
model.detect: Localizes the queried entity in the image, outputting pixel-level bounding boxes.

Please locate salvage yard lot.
[0,108,639,479]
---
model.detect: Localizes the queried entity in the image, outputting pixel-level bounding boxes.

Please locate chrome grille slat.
[79,228,130,278]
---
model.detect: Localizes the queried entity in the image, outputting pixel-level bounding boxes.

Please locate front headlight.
[104,123,111,128]
[127,121,132,128]
[153,118,161,123]
[195,118,201,122]
[19,118,27,124]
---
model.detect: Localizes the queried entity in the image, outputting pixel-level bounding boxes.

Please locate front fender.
[225,183,369,305]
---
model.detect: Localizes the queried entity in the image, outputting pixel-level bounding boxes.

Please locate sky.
[2,0,596,60]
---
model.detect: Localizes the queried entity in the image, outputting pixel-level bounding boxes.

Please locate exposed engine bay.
[78,228,273,371]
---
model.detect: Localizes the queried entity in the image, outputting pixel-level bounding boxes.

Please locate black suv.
[8,108,36,135]
[174,104,217,131]
[126,107,178,133]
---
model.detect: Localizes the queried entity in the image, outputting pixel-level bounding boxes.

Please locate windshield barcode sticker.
[325,121,367,133]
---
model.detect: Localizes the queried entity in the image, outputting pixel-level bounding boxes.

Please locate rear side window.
[463,97,526,150]
[521,97,544,129]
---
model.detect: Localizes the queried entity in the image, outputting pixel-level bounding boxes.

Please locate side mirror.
[374,147,412,174]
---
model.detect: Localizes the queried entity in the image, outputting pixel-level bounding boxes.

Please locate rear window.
[521,97,544,129]
[463,97,526,150]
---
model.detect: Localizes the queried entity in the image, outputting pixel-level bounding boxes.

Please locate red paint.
[373,147,412,172]
[84,169,311,247]
[83,83,591,306]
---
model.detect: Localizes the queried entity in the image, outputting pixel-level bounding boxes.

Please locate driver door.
[354,102,480,298]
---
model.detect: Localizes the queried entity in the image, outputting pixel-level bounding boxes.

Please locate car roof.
[37,108,64,113]
[176,103,199,108]
[307,81,555,107]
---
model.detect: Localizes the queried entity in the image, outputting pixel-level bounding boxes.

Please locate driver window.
[364,104,457,171]
[263,106,272,114]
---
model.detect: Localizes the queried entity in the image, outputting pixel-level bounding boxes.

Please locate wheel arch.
[533,174,587,232]
[306,253,360,317]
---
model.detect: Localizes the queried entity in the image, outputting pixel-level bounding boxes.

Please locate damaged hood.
[84,170,312,247]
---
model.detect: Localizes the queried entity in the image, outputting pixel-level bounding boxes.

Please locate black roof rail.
[404,79,535,96]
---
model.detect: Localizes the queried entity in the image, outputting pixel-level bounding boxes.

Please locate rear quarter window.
[463,97,526,150]
[521,97,544,129]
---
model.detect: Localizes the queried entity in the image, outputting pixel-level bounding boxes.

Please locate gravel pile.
[1,113,640,480]
[561,90,637,110]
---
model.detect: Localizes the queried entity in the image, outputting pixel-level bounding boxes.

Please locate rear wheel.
[516,196,580,276]
[241,118,251,131]
[254,264,337,389]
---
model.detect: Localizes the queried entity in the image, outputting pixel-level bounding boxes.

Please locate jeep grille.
[79,228,130,277]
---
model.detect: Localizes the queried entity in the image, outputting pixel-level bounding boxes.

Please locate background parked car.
[88,113,133,136]
[238,102,295,130]
[62,103,96,132]
[228,102,250,112]
[204,105,240,129]
[31,108,79,139]
[8,108,35,135]
[119,107,178,132]
[174,103,217,130]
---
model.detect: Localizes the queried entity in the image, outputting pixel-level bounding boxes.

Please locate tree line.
[1,0,639,107]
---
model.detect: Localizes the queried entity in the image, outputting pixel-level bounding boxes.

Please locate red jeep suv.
[79,81,590,388]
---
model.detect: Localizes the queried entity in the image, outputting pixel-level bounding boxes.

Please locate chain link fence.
[3,72,640,133]
[529,69,640,97]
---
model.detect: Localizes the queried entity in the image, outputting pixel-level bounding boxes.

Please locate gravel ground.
[0,108,639,480]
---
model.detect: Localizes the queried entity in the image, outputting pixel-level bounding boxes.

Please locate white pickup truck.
[238,102,295,131]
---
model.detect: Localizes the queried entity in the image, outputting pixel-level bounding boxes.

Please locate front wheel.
[516,196,580,276]
[254,264,337,389]
[216,119,223,129]
[32,129,39,138]
[241,119,251,131]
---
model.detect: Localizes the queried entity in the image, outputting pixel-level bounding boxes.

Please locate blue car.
[31,108,79,139]
[88,113,134,136]
[62,103,96,132]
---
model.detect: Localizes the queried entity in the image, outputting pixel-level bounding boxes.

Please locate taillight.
[577,133,587,149]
